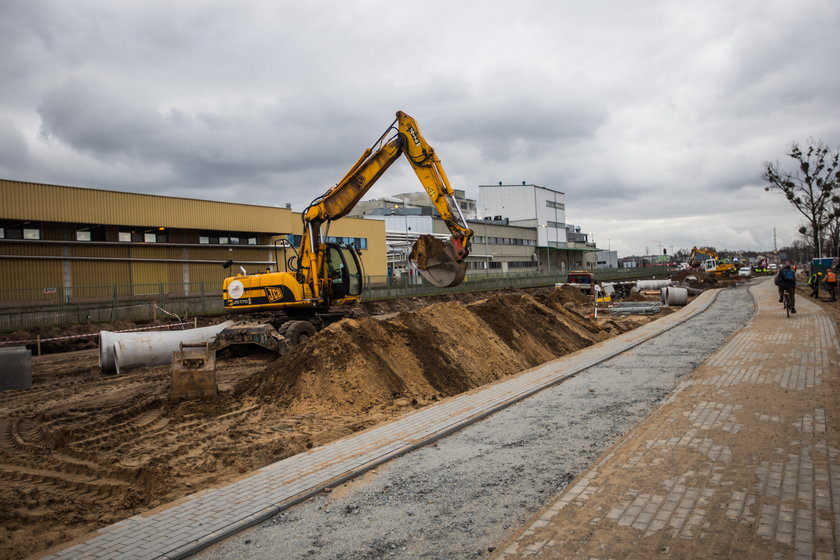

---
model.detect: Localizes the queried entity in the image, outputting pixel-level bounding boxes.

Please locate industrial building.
[348,182,599,277]
[0,179,386,303]
[479,182,598,270]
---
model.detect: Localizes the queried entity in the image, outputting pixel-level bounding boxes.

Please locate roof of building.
[1,178,294,233]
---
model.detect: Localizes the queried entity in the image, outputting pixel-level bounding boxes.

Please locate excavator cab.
[326,242,362,303]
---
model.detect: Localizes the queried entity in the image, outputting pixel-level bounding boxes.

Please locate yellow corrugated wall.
[0,179,388,296]
[0,179,293,232]
[326,216,387,276]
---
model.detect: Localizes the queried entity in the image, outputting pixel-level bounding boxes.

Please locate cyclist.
[776,263,797,313]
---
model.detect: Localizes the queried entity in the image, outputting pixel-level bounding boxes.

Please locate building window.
[0,221,41,240]
[546,200,565,210]
[286,234,366,250]
[118,229,146,242]
[76,225,106,241]
[118,228,167,242]
[509,260,537,269]
[198,231,258,245]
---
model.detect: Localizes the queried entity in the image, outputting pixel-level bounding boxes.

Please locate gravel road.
[195,283,756,560]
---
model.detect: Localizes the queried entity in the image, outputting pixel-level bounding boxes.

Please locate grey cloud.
[0,119,30,169]
[2,0,838,256]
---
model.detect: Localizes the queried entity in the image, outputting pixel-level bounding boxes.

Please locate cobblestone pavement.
[492,279,840,559]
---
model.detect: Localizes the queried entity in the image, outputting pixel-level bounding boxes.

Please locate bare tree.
[763,140,840,255]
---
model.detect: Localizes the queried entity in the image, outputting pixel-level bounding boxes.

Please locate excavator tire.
[284,320,317,346]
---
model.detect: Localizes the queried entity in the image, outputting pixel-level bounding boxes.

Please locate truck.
[564,271,597,295]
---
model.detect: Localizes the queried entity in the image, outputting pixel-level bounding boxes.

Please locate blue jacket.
[776,267,797,288]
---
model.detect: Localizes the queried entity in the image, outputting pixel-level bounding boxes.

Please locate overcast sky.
[2,0,839,257]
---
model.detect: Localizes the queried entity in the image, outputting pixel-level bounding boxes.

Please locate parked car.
[738,266,752,277]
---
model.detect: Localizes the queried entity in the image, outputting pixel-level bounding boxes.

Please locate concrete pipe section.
[99,322,234,374]
[660,286,689,306]
[635,279,672,291]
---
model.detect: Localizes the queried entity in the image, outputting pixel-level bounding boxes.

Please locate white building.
[595,250,619,268]
[478,183,567,248]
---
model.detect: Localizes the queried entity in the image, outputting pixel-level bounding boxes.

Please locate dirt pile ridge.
[243,292,609,415]
[2,287,647,560]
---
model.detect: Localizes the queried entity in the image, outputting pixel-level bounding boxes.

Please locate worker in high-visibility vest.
[808,270,822,298]
[826,268,837,302]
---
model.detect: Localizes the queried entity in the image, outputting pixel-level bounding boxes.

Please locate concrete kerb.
[43,287,726,560]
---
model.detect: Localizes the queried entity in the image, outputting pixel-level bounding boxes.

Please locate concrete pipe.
[636,279,673,291]
[99,322,233,374]
[660,286,688,306]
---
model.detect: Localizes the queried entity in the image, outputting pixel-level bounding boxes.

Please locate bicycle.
[782,291,792,318]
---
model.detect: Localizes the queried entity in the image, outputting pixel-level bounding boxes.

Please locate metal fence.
[0,267,669,331]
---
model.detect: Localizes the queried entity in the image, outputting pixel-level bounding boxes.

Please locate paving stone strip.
[42,289,721,560]
[492,279,840,559]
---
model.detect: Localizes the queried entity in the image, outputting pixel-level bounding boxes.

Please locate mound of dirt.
[550,283,594,305]
[242,292,607,415]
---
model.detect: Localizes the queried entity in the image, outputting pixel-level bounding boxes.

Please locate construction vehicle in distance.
[217,111,474,351]
[687,246,736,276]
[563,270,597,295]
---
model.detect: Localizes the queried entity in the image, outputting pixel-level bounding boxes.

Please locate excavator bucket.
[409,234,467,288]
[212,322,289,355]
[170,342,217,403]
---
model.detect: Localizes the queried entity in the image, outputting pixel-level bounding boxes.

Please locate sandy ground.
[0,280,736,560]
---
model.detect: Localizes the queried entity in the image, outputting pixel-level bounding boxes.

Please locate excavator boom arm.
[397,111,473,255]
[301,111,473,292]
[304,112,473,246]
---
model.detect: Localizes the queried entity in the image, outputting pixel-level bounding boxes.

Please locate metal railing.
[0,267,670,331]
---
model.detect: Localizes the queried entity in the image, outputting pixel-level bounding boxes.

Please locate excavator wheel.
[284,320,317,346]
[409,234,467,288]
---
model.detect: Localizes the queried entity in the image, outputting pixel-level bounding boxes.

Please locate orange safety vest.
[828,271,837,283]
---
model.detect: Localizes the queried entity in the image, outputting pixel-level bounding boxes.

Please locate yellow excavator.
[687,247,736,276]
[215,111,474,350]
